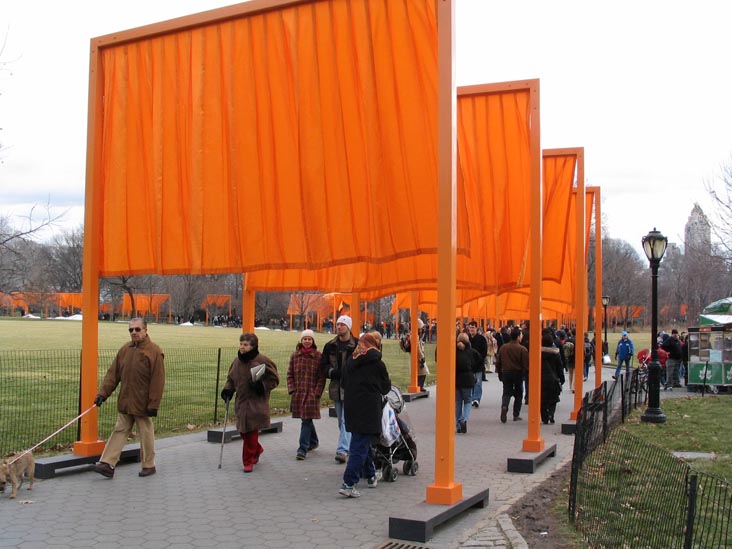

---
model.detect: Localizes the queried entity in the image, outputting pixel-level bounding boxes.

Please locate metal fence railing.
[569,370,732,547]
[0,347,295,457]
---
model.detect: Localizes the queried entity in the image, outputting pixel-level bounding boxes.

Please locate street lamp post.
[641,228,668,424]
[602,296,609,355]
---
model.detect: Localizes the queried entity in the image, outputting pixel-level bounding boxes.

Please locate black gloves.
[146,409,158,417]
[329,368,341,380]
[94,395,106,407]
[249,380,265,396]
[221,389,234,403]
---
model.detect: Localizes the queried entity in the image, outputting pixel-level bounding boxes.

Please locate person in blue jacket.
[613,331,635,380]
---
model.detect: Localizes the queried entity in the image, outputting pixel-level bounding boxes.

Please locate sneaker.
[500,406,508,424]
[94,462,115,478]
[296,452,306,460]
[335,453,347,463]
[368,471,381,488]
[338,483,361,498]
[472,400,479,408]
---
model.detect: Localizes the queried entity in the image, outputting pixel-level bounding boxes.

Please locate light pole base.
[640,406,667,424]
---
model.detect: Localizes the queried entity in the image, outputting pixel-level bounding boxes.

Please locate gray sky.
[2,0,730,254]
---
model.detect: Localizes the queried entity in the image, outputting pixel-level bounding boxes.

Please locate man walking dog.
[94,317,165,478]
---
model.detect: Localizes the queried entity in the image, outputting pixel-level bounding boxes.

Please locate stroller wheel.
[403,460,419,476]
[384,464,398,482]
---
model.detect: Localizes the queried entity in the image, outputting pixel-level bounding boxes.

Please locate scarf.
[238,347,258,363]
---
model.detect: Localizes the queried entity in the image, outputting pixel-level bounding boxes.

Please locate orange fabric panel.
[57,293,84,309]
[95,0,456,276]
[245,85,534,296]
[202,294,230,308]
[122,294,169,314]
[542,155,576,282]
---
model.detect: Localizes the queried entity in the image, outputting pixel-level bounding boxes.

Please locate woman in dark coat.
[455,332,480,433]
[287,329,326,460]
[540,333,564,424]
[339,333,391,498]
[221,333,279,473]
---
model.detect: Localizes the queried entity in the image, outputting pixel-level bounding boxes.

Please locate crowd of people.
[90,314,689,497]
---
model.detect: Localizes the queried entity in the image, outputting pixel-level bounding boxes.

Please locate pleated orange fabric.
[202,295,231,308]
[94,0,448,276]
[121,294,170,315]
[245,84,535,295]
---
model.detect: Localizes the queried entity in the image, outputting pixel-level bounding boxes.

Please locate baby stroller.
[373,385,419,482]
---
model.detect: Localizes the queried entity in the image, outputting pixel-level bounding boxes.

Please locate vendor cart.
[687,324,732,393]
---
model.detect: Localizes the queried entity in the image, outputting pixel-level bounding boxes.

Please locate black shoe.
[138,467,156,477]
[94,462,115,478]
[308,444,319,452]
[612,376,617,380]
[549,417,555,424]
[459,419,467,433]
[513,415,523,421]
[500,406,508,423]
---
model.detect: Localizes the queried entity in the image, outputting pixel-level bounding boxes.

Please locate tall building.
[684,203,711,254]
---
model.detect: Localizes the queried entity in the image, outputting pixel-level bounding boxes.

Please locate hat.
[671,329,679,335]
[300,329,315,341]
[336,315,353,331]
[621,331,628,336]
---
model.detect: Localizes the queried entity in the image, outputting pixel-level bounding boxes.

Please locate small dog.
[0,452,35,499]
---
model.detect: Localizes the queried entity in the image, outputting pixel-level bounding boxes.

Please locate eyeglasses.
[128,327,143,333]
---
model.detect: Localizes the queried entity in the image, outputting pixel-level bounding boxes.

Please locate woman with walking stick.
[220,333,279,473]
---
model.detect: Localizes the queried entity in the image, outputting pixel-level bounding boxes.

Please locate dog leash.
[7,404,98,466]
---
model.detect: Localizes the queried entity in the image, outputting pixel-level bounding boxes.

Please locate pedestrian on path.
[496,327,529,423]
[94,317,165,479]
[613,331,634,380]
[467,321,488,407]
[320,315,357,463]
[455,332,479,433]
[287,330,326,461]
[339,333,391,498]
[220,332,279,473]
[540,333,564,424]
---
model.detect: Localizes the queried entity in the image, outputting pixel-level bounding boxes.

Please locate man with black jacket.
[320,315,357,463]
[467,321,488,408]
[661,329,683,390]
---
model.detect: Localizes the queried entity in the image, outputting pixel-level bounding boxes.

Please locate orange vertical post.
[351,292,361,338]
[408,292,421,393]
[522,80,544,453]
[571,150,586,420]
[75,39,106,456]
[591,188,603,388]
[426,0,461,505]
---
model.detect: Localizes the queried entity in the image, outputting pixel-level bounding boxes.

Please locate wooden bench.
[506,443,557,473]
[389,487,490,543]
[34,445,140,479]
[206,421,283,443]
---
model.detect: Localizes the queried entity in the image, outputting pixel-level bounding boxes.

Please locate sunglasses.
[128,327,143,333]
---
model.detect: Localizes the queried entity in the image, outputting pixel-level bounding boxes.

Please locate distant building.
[684,203,711,254]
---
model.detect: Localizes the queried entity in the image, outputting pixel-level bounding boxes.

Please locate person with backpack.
[562,334,576,392]
[582,333,594,382]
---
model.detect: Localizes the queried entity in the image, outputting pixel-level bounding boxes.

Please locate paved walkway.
[1,370,621,548]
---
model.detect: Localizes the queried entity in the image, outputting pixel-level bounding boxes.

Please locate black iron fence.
[0,347,295,457]
[569,370,732,547]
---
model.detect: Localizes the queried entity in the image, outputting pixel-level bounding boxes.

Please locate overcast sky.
[2,0,730,256]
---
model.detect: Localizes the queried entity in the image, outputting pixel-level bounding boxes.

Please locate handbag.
[380,403,400,446]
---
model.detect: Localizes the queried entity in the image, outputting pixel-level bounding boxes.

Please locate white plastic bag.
[602,354,612,365]
[380,404,400,446]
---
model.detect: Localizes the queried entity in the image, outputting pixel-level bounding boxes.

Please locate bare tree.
[602,237,647,329]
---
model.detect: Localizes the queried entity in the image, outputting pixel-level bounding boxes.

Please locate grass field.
[0,317,431,456]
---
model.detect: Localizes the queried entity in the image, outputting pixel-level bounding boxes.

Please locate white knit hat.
[300,329,315,341]
[336,315,353,331]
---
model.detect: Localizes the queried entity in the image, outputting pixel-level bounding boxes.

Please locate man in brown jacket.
[94,317,165,478]
[495,326,529,423]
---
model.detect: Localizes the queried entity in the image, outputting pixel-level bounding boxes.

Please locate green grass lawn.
[0,317,431,456]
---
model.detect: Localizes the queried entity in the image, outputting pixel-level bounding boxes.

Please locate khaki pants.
[100,413,156,468]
